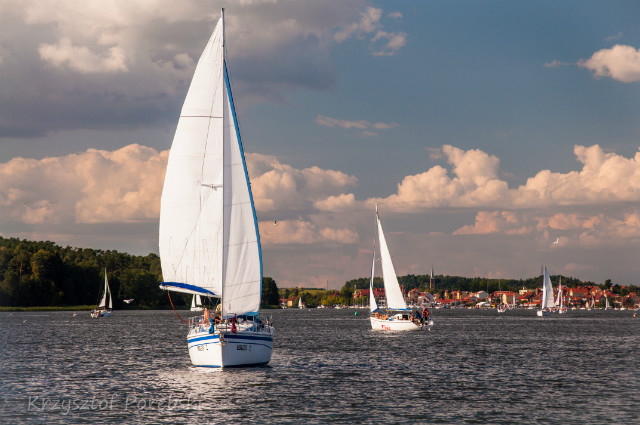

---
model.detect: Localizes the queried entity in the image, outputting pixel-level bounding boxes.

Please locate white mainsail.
[541,266,556,310]
[555,277,562,307]
[159,10,262,319]
[98,269,112,309]
[376,208,408,311]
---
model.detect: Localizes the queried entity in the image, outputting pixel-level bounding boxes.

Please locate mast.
[369,204,379,312]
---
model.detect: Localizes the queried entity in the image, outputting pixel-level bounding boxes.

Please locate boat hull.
[187,328,273,368]
[90,309,111,318]
[537,309,551,317]
[370,316,423,331]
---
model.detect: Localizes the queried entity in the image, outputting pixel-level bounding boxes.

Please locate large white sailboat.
[158,9,273,368]
[537,266,555,317]
[369,206,428,331]
[91,268,112,318]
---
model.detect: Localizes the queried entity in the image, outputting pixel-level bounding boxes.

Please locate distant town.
[280,281,640,311]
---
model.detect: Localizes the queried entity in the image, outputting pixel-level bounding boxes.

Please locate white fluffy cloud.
[259,219,358,245]
[372,145,509,210]
[579,44,640,83]
[373,144,640,211]
[39,38,129,74]
[0,144,167,225]
[0,146,360,248]
[247,153,357,214]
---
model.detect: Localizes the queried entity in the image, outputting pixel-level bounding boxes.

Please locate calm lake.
[1,308,638,424]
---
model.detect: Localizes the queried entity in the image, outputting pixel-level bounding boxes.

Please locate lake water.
[1,308,638,424]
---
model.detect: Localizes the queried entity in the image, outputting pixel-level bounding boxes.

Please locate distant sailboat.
[537,266,555,317]
[91,268,112,318]
[190,294,203,312]
[556,277,566,314]
[604,294,611,310]
[298,297,304,309]
[369,205,429,331]
[158,9,273,368]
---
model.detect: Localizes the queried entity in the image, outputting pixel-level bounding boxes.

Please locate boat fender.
[209,317,215,334]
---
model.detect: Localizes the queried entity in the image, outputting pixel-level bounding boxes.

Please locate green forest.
[0,237,280,309]
[1,236,635,309]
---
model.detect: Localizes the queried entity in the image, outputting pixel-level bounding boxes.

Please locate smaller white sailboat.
[369,205,429,331]
[298,297,304,309]
[604,295,611,310]
[556,277,566,314]
[190,294,204,312]
[537,266,555,317]
[91,268,112,318]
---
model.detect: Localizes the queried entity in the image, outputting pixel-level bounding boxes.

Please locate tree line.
[0,237,280,309]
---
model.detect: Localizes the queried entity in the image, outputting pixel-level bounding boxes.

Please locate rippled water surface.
[1,308,639,424]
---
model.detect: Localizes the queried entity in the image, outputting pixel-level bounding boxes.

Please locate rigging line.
[168,291,190,323]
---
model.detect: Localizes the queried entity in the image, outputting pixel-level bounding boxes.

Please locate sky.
[2,0,640,289]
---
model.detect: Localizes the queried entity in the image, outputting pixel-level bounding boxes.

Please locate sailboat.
[90,268,112,318]
[604,294,611,310]
[298,297,304,309]
[369,206,429,331]
[556,277,566,314]
[158,9,273,368]
[190,294,203,312]
[536,266,555,317]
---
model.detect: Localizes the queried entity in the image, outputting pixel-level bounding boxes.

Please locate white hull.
[190,307,204,312]
[370,316,423,331]
[187,326,273,368]
[537,309,550,317]
[90,309,111,318]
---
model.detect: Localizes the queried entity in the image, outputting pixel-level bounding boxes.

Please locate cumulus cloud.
[579,44,640,83]
[372,144,640,212]
[38,38,128,73]
[372,145,509,210]
[512,145,640,206]
[453,211,532,235]
[0,145,361,250]
[247,153,357,215]
[313,193,356,212]
[0,144,167,225]
[259,219,358,245]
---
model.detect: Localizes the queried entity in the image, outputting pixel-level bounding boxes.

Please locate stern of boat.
[186,317,274,368]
